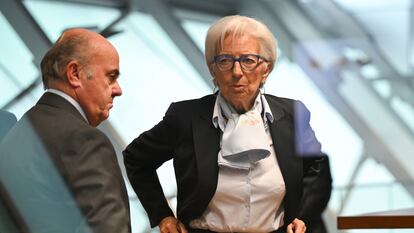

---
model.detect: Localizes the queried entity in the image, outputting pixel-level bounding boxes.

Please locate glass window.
[24,0,121,41]
[109,12,211,143]
[0,12,38,109]
[3,1,413,232]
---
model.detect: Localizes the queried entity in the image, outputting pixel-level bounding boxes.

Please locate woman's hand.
[287,218,307,233]
[159,216,188,233]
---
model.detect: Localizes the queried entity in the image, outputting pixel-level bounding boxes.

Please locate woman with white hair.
[124,15,323,233]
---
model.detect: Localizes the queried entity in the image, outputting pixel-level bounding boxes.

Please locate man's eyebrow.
[109,69,120,77]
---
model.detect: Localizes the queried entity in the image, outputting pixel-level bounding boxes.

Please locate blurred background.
[1,0,414,232]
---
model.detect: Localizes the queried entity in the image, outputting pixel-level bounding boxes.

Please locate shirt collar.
[261,94,274,123]
[47,88,89,124]
[212,93,274,130]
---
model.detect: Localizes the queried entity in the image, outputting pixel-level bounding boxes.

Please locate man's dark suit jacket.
[299,155,332,233]
[0,93,131,233]
[124,94,322,231]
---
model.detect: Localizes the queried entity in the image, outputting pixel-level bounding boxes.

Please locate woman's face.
[213,35,270,113]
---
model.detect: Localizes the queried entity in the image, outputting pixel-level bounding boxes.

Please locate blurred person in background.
[0,110,17,141]
[300,154,332,233]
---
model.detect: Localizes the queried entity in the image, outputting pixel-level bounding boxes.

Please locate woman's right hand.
[159,216,188,233]
[287,218,307,233]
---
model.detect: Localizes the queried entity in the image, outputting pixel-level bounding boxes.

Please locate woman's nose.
[232,61,243,78]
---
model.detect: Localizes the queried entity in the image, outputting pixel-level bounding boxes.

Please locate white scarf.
[217,93,270,170]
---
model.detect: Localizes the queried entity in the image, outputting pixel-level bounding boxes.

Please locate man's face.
[77,43,122,126]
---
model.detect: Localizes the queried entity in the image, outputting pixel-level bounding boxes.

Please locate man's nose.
[113,81,122,96]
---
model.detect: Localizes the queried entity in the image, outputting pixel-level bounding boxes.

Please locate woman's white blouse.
[190,95,286,232]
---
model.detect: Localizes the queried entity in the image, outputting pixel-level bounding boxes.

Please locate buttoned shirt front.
[190,94,286,232]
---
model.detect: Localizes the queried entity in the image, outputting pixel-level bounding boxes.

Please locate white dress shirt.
[190,94,286,232]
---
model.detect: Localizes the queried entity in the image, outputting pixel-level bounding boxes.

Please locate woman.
[124,15,323,233]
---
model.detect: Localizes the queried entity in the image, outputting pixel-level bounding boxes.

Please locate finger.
[293,224,306,233]
[166,225,180,233]
[178,222,188,233]
[160,226,175,233]
[160,222,180,233]
[291,218,306,233]
[286,223,294,233]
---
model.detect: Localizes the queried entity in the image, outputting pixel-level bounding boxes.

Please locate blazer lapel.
[37,92,88,124]
[192,95,220,214]
[269,114,296,188]
[267,99,294,187]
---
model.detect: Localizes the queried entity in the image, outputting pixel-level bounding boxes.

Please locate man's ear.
[66,61,82,88]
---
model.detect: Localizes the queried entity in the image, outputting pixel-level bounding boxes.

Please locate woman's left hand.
[287,218,306,233]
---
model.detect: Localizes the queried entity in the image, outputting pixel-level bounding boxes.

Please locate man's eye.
[108,74,117,83]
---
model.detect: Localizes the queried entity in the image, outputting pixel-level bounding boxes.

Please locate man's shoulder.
[27,98,88,127]
[14,103,106,151]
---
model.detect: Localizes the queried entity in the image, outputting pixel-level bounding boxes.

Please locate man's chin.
[93,112,110,126]
[103,111,111,120]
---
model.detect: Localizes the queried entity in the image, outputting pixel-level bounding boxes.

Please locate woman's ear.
[212,78,220,93]
[65,61,82,88]
[261,62,272,83]
[209,63,216,77]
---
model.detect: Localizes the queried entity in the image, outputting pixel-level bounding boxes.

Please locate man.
[0,110,17,141]
[299,155,332,233]
[0,29,130,233]
[0,110,19,233]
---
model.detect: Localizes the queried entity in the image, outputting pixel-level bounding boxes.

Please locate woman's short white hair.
[205,15,278,76]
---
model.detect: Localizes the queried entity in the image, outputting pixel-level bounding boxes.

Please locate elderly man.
[0,29,130,233]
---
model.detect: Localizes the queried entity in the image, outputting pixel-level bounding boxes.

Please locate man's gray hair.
[40,34,89,89]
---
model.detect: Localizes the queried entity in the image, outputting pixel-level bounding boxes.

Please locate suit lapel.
[192,95,220,213]
[269,114,295,188]
[37,92,88,124]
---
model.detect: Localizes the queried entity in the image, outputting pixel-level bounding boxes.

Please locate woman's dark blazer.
[123,94,322,230]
